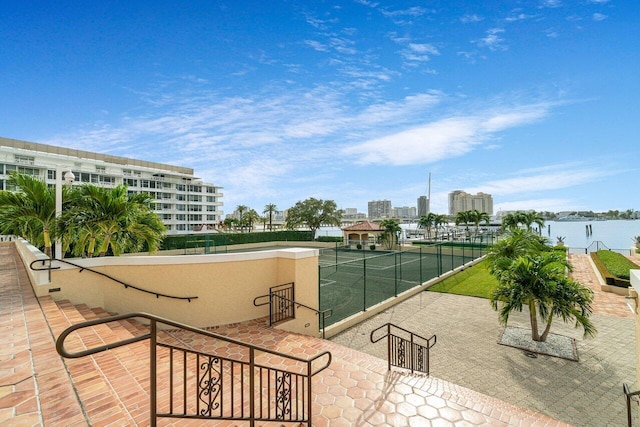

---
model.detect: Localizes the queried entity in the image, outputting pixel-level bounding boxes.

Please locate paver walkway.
[331,253,637,426]
[1,242,636,426]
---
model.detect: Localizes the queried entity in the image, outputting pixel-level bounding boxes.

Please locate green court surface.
[319,246,486,326]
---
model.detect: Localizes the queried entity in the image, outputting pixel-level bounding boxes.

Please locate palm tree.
[521,211,545,232]
[379,219,401,250]
[433,214,448,241]
[236,205,248,232]
[417,213,436,239]
[470,209,490,235]
[501,212,521,232]
[263,203,278,231]
[63,185,165,257]
[485,229,550,280]
[0,173,70,257]
[490,251,596,342]
[243,209,260,232]
[455,210,472,236]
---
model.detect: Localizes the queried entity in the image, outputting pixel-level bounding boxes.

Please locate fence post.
[394,252,398,297]
[363,258,367,312]
[419,247,423,283]
[150,319,157,427]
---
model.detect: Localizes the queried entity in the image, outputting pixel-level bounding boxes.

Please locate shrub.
[317,236,343,243]
[369,244,376,251]
[590,250,639,287]
[161,230,313,250]
[356,243,362,250]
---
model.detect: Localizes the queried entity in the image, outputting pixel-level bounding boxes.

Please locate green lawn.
[427,260,498,299]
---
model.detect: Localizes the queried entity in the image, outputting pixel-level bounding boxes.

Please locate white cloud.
[343,103,551,166]
[461,14,483,23]
[464,162,615,203]
[474,28,507,51]
[593,13,608,21]
[539,0,562,8]
[304,40,329,52]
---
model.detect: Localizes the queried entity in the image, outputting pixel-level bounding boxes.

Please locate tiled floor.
[0,242,633,426]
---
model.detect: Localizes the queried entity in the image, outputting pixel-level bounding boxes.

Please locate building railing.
[253,282,333,339]
[370,323,436,375]
[568,241,633,256]
[30,258,198,301]
[56,312,331,426]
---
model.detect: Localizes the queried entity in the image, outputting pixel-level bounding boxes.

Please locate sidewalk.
[331,253,637,426]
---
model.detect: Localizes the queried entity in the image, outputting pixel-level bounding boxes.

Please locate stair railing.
[624,383,640,427]
[370,322,436,375]
[56,312,331,427]
[253,282,333,339]
[30,258,198,301]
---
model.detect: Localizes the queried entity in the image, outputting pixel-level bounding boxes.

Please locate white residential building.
[0,137,223,235]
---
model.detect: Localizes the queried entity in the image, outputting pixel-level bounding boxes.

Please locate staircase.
[39,296,153,425]
[2,241,565,426]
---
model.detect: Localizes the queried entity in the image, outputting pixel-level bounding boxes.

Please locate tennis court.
[319,245,487,326]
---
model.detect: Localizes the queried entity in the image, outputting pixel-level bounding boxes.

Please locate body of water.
[543,220,640,250]
[317,219,640,250]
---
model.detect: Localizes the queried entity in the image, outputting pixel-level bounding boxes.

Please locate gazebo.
[341,221,385,249]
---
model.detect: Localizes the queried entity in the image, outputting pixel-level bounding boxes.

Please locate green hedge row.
[161,230,314,250]
[316,236,343,242]
[590,250,638,288]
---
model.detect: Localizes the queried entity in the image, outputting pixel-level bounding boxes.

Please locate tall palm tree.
[417,213,436,239]
[521,211,545,233]
[263,203,278,231]
[236,205,248,232]
[490,251,596,342]
[470,209,490,235]
[433,214,448,240]
[0,173,71,257]
[243,209,260,232]
[379,219,401,250]
[455,210,472,236]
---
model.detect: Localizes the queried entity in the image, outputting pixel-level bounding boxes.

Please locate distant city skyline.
[1,1,638,214]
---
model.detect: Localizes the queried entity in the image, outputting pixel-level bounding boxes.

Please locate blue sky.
[1,1,638,216]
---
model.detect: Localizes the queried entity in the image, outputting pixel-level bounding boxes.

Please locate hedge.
[161,230,314,250]
[590,250,639,288]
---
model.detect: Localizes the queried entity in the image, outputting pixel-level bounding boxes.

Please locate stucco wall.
[15,239,321,334]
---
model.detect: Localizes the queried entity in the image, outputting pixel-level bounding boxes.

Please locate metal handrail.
[370,322,437,347]
[370,322,436,375]
[56,312,332,426]
[30,258,198,301]
[253,291,333,339]
[624,383,640,427]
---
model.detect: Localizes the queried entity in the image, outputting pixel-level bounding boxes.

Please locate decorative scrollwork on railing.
[416,345,425,372]
[278,299,291,316]
[275,371,292,420]
[198,356,221,416]
[397,339,406,368]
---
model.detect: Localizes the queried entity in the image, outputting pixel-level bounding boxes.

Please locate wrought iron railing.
[370,322,436,375]
[624,383,640,426]
[568,241,633,256]
[253,282,333,339]
[30,258,198,301]
[56,312,331,426]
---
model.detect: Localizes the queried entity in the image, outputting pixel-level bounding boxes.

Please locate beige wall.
[13,237,322,336]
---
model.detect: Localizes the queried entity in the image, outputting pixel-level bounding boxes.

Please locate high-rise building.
[0,137,223,234]
[393,206,417,219]
[448,190,493,216]
[417,196,429,217]
[368,200,392,219]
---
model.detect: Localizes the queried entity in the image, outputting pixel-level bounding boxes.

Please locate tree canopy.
[285,198,341,237]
